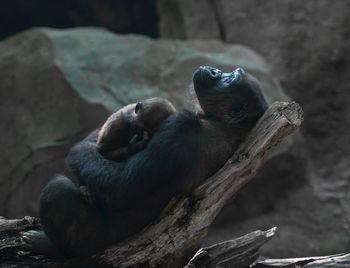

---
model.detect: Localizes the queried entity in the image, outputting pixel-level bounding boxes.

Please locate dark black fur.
[24,66,268,257]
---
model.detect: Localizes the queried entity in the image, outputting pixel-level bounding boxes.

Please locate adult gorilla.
[24,66,268,257]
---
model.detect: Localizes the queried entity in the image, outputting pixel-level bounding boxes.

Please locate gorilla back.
[31,66,268,257]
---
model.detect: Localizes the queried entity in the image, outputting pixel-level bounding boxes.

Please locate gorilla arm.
[66,130,118,185]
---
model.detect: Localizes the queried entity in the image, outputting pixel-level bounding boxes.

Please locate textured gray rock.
[0,27,285,218]
[158,0,221,40]
[157,0,350,257]
[0,30,109,217]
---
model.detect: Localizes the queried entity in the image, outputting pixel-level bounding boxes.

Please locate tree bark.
[253,253,350,267]
[184,228,277,268]
[185,228,350,268]
[0,101,304,267]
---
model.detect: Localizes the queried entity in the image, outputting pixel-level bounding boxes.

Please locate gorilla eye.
[229,104,247,119]
[135,102,143,114]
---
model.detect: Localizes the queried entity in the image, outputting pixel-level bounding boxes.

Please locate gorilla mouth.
[222,68,244,84]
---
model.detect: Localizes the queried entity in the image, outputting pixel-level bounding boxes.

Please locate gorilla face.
[192,66,268,125]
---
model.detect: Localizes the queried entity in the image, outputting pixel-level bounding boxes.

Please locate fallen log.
[253,253,350,267]
[185,229,350,268]
[0,101,304,267]
[184,227,277,268]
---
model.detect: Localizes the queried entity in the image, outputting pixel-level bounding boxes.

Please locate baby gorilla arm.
[102,131,149,161]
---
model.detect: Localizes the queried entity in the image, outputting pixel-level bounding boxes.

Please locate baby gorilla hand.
[128,131,150,151]
[130,131,149,143]
[98,131,150,161]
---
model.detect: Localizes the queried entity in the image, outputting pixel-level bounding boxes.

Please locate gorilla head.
[192,66,268,127]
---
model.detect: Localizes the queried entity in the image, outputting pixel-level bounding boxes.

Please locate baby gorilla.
[79,97,176,205]
[96,97,176,161]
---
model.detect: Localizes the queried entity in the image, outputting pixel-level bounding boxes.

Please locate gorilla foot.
[22,230,65,259]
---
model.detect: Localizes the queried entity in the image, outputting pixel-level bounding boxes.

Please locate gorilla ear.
[135,102,143,114]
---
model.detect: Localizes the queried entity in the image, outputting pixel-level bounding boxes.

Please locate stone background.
[1,0,349,258]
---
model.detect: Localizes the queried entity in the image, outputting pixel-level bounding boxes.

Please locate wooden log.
[184,229,350,268]
[0,216,55,267]
[184,227,277,268]
[253,253,350,267]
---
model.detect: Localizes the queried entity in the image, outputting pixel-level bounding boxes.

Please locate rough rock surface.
[0,27,286,218]
[158,0,350,258]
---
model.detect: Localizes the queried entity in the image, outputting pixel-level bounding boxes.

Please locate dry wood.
[0,216,47,267]
[253,253,350,267]
[184,227,277,268]
[0,101,304,267]
[0,216,40,233]
[184,229,350,268]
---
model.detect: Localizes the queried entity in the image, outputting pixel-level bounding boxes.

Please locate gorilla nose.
[193,66,223,87]
[198,66,222,80]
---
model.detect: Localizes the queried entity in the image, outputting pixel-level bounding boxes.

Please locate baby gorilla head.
[192,66,268,127]
[132,97,176,134]
[96,97,176,161]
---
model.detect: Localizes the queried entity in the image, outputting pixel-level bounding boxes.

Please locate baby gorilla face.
[192,66,268,125]
[131,97,176,134]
